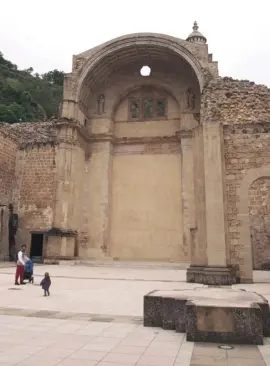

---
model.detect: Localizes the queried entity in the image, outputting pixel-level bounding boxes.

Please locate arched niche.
[236,167,270,282]
[74,35,203,122]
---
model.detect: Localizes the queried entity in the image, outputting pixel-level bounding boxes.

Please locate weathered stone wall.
[0,127,19,258]
[14,146,56,247]
[0,130,17,205]
[202,77,270,125]
[203,77,270,277]
[0,122,58,250]
[223,124,270,269]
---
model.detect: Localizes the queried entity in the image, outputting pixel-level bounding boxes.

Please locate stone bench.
[186,298,263,345]
[143,287,270,343]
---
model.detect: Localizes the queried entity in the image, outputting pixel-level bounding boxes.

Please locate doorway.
[30,233,44,263]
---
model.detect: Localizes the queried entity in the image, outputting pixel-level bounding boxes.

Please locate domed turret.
[186,21,207,44]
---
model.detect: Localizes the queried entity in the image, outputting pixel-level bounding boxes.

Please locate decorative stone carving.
[97,94,105,115]
[187,88,196,110]
[75,58,84,70]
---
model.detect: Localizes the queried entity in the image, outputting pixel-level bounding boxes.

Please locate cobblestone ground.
[0,262,270,365]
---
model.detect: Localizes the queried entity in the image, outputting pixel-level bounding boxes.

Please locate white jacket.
[17,251,29,266]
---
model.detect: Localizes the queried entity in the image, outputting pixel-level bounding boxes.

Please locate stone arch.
[75,34,205,110]
[237,166,270,282]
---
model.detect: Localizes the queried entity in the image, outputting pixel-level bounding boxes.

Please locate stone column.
[180,133,195,260]
[202,121,236,285]
[45,123,85,259]
[186,125,208,283]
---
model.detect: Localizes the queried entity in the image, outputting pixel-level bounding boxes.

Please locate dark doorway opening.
[30,233,43,263]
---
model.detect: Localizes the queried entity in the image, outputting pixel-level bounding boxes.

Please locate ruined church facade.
[1,23,270,284]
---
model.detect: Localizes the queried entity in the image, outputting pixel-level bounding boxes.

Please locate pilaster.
[84,130,113,258]
[45,121,87,259]
[202,121,236,285]
[186,125,208,283]
[180,133,195,260]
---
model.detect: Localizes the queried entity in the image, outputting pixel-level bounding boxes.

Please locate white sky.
[1,0,269,86]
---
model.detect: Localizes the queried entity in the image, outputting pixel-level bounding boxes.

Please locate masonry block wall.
[249,177,270,269]
[203,78,270,273]
[0,130,17,205]
[0,122,58,253]
[0,127,18,258]
[15,145,56,247]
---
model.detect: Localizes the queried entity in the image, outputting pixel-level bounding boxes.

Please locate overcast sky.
[1,0,269,86]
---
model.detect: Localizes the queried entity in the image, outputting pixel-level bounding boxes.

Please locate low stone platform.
[186,298,263,345]
[143,287,270,345]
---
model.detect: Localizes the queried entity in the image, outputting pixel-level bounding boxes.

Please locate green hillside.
[0,52,64,123]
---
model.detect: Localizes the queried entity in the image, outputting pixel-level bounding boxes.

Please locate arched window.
[128,89,167,121]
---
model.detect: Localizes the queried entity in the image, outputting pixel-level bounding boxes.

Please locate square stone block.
[254,293,270,337]
[143,291,163,327]
[186,298,263,345]
[144,290,196,331]
[162,297,175,330]
[173,298,188,333]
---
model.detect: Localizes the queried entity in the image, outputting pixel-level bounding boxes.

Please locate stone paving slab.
[0,306,143,324]
[0,314,193,366]
[190,343,266,365]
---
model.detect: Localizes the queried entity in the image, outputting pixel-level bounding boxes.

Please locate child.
[40,272,51,296]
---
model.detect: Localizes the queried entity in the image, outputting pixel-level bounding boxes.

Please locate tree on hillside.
[0,52,63,123]
[42,69,64,86]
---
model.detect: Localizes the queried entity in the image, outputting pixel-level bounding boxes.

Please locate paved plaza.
[0,262,270,365]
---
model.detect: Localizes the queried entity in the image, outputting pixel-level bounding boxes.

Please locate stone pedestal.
[187,265,236,285]
[186,299,263,345]
[186,265,205,284]
[203,266,237,285]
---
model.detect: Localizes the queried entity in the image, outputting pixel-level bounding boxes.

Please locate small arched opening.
[248,177,270,270]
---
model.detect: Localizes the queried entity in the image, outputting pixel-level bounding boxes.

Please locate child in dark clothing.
[40,272,51,296]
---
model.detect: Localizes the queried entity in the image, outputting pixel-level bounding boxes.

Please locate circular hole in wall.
[140,65,151,76]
